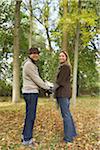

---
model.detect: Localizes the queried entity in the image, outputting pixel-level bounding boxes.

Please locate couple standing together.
[22,47,77,147]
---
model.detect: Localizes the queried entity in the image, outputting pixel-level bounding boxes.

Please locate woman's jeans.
[57,97,77,142]
[22,93,38,142]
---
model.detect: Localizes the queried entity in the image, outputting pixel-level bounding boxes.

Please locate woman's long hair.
[60,51,72,84]
[60,50,71,68]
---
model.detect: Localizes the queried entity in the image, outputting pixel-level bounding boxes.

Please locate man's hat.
[29,47,40,54]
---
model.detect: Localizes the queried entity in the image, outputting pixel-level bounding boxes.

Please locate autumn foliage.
[0,97,99,150]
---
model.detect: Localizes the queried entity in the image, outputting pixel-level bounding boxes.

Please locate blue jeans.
[57,97,77,142]
[22,93,38,141]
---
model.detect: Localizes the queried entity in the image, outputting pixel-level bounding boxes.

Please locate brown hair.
[28,47,40,55]
[60,51,71,68]
[60,51,68,60]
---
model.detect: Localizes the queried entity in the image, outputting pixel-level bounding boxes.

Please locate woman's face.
[59,52,67,63]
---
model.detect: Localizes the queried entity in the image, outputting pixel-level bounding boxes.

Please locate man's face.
[30,53,39,61]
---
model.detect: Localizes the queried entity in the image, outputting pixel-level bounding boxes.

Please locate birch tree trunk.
[72,0,81,105]
[12,0,21,103]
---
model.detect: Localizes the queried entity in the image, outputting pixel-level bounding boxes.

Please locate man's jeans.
[22,93,38,142]
[57,97,77,142]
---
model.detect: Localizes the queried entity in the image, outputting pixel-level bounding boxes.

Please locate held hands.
[45,80,54,95]
[45,80,54,88]
[46,87,53,95]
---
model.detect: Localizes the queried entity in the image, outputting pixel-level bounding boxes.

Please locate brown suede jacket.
[55,64,72,98]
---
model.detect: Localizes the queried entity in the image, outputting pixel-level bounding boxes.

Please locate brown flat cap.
[29,47,40,54]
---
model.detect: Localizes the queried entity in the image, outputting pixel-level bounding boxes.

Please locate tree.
[32,0,53,51]
[61,0,68,51]
[0,0,14,82]
[12,0,22,103]
[72,0,81,105]
[0,0,99,98]
[77,0,99,96]
[29,0,33,48]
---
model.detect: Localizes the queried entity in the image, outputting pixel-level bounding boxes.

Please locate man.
[22,47,51,147]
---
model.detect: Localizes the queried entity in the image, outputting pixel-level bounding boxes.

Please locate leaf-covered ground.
[0,97,99,150]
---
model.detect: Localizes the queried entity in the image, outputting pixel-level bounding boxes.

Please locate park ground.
[0,97,99,150]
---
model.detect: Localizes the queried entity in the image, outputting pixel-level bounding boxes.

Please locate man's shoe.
[28,141,38,148]
[22,138,38,148]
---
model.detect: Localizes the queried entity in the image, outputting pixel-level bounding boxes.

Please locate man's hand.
[46,87,53,95]
[45,80,54,88]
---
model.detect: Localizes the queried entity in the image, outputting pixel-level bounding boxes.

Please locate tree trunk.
[12,0,21,103]
[45,26,52,51]
[72,0,81,105]
[29,0,33,48]
[62,0,68,51]
[61,0,71,65]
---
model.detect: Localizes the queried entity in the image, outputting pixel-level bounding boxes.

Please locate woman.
[54,51,77,143]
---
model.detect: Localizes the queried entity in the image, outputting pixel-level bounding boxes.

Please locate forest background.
[0,0,100,149]
[0,0,100,102]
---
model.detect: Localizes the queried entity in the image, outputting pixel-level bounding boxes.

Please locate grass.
[0,96,99,150]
